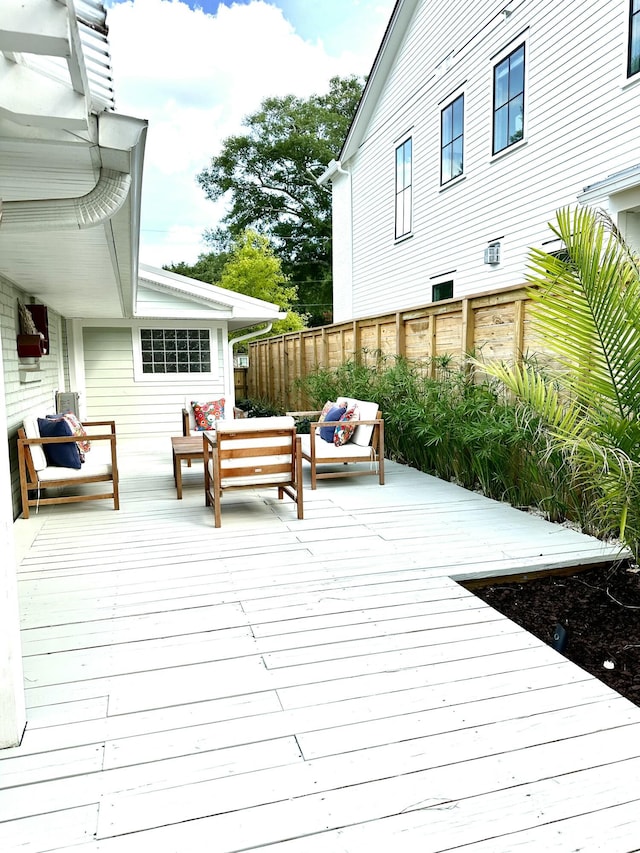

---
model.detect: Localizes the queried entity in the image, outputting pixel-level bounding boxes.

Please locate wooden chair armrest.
[202,431,216,449]
[81,420,116,428]
[21,432,117,445]
[182,408,190,436]
[286,410,322,419]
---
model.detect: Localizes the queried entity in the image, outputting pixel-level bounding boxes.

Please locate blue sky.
[105,0,395,267]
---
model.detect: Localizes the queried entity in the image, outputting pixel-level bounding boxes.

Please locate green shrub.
[235,397,283,418]
[296,353,578,524]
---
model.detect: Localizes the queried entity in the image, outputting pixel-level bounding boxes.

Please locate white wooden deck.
[3,437,640,852]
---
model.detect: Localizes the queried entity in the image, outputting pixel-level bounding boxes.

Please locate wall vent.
[484,243,501,265]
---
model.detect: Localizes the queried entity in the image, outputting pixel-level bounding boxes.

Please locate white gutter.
[230,323,274,362]
[227,323,274,408]
[0,168,131,231]
[318,159,350,187]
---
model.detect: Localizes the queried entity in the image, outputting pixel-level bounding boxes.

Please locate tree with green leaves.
[219,229,306,340]
[476,205,640,559]
[166,251,230,284]
[197,75,365,326]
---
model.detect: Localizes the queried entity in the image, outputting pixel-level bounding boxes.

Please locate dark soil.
[468,562,640,706]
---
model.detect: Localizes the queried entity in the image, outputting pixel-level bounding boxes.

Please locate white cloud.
[106,0,392,267]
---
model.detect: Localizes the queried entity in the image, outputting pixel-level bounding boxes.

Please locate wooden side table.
[171,435,206,499]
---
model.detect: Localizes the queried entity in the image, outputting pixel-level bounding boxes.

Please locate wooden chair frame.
[290,409,385,489]
[203,419,303,528]
[17,420,119,518]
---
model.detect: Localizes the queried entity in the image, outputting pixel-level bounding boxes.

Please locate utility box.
[55,391,80,417]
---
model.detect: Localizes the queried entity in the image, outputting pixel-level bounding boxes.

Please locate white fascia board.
[578,164,640,205]
[98,113,147,319]
[339,0,418,164]
[137,264,283,320]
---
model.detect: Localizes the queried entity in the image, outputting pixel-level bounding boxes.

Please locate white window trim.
[132,323,223,383]
[622,0,640,87]
[394,134,414,242]
[440,90,465,187]
[490,36,529,161]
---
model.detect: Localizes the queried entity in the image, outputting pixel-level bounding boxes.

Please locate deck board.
[3,436,639,851]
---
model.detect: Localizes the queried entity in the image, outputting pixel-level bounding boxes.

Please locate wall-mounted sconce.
[17,301,49,357]
[17,334,47,358]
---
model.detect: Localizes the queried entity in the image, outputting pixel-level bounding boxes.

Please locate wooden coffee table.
[171,435,206,499]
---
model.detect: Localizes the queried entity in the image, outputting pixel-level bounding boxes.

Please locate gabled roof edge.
[338,0,420,166]
[137,263,284,319]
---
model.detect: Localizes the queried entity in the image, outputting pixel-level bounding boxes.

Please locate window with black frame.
[432,281,453,302]
[395,137,413,239]
[441,95,464,184]
[493,44,525,155]
[630,0,640,77]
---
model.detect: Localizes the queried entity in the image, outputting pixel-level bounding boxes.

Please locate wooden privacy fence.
[247,283,544,412]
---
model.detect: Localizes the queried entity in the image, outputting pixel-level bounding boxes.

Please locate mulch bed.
[468,562,640,706]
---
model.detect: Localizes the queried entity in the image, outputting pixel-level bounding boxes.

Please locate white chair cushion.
[300,433,374,460]
[38,460,112,483]
[336,398,379,446]
[22,414,48,471]
[216,416,294,435]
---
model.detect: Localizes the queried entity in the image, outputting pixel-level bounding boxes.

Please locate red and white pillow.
[191,398,225,430]
[334,405,359,446]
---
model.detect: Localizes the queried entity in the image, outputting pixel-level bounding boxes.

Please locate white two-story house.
[321,0,640,322]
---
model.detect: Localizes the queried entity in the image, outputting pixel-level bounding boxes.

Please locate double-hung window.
[493,44,525,155]
[629,0,640,77]
[441,95,464,185]
[395,137,412,239]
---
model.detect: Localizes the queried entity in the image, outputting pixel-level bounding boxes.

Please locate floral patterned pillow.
[191,399,225,430]
[334,405,359,446]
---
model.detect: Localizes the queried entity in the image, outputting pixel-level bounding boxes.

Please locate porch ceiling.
[0,0,147,320]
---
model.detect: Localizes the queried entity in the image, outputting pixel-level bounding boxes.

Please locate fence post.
[461,297,475,372]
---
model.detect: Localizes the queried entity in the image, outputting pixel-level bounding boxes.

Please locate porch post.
[0,328,27,748]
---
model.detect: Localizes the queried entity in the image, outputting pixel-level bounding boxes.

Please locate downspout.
[0,168,131,231]
[228,324,274,411]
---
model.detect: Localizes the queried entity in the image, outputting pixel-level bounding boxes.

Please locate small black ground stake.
[552,623,568,653]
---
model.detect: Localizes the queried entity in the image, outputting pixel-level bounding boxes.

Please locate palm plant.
[477,205,640,558]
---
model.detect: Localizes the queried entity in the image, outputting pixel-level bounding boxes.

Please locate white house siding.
[82,325,229,439]
[136,286,231,317]
[0,275,66,518]
[331,174,354,320]
[336,0,637,321]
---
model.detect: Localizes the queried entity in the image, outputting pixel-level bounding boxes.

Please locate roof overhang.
[332,0,418,170]
[578,164,640,209]
[136,264,286,331]
[0,0,147,319]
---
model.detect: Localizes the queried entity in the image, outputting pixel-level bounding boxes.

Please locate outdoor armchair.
[203,416,303,527]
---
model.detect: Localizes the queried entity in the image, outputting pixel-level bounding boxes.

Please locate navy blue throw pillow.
[319,404,347,442]
[37,418,82,469]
